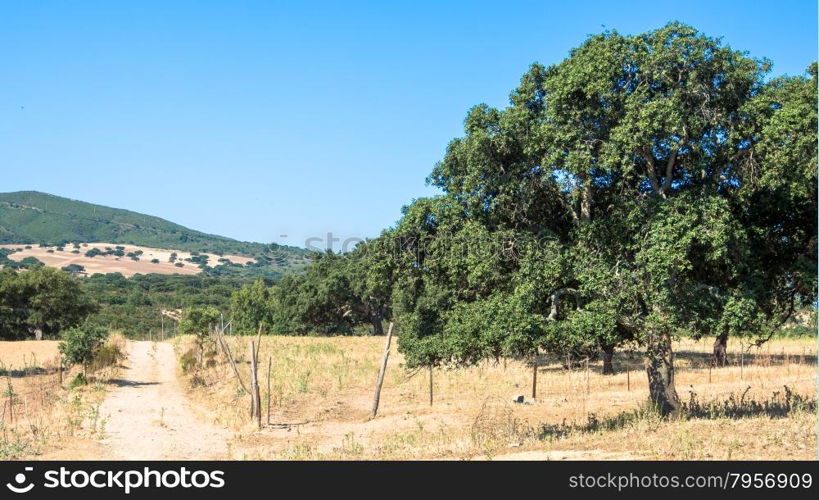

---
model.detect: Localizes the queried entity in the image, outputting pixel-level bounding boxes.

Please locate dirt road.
[96,341,231,459]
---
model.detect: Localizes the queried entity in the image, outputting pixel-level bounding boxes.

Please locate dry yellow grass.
[0,338,123,459]
[175,335,817,460]
[0,340,61,371]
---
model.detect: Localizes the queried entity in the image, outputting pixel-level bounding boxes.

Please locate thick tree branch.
[558,195,579,223]
[639,149,664,198]
[660,148,679,194]
[546,287,578,321]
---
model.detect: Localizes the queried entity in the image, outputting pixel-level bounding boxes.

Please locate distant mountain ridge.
[0,191,309,266]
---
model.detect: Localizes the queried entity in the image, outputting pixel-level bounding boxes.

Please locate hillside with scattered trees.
[0,191,310,270]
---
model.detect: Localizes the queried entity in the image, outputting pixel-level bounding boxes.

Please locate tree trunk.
[581,185,592,222]
[713,333,728,367]
[602,345,615,375]
[370,311,384,335]
[645,330,681,417]
[34,328,43,341]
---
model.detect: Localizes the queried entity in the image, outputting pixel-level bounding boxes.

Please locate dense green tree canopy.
[229,246,395,336]
[393,23,816,415]
[0,266,98,340]
[178,306,221,335]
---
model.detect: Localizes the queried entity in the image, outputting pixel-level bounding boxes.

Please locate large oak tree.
[395,23,816,415]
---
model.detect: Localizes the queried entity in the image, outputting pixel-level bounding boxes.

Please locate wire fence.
[1,367,64,426]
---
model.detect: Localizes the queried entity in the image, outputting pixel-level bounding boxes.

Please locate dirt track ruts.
[96,341,230,460]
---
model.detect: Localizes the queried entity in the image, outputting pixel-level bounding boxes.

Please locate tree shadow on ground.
[0,366,56,378]
[108,379,160,388]
[538,386,816,439]
[531,348,817,376]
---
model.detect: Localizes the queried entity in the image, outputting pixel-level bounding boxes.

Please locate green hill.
[0,191,311,275]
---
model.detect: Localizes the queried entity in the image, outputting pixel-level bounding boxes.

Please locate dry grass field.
[0,340,61,372]
[175,335,818,460]
[0,340,120,459]
[0,243,254,277]
[1,335,814,460]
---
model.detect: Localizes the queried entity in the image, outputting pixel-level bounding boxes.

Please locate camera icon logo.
[6,467,34,494]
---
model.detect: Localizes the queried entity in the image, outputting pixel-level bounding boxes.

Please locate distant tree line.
[231,241,392,335]
[81,273,248,337]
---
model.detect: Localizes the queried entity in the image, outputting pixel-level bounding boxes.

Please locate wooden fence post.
[248,341,255,418]
[740,347,744,381]
[531,355,538,399]
[370,322,394,419]
[267,356,272,425]
[626,369,630,391]
[428,365,434,406]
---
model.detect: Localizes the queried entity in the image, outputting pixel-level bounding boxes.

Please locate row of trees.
[229,23,816,416]
[81,272,247,337]
[231,241,392,335]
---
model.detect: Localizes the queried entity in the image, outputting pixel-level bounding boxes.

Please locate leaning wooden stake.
[254,323,263,365]
[215,327,250,394]
[249,340,261,428]
[370,322,394,419]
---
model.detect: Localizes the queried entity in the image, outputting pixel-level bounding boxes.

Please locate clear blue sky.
[1,1,816,249]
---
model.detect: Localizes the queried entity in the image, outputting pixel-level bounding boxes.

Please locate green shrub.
[92,343,124,370]
[179,349,198,374]
[59,324,109,374]
[69,372,88,389]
